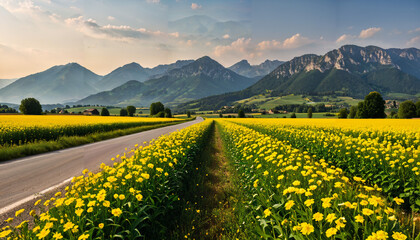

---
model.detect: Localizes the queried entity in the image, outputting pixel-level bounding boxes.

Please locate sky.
[0,0,419,78]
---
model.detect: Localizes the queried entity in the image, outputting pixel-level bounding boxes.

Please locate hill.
[0,63,102,104]
[178,45,420,110]
[76,56,257,107]
[228,59,284,78]
[0,79,16,89]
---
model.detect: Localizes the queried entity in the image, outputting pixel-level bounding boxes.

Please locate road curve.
[0,117,203,211]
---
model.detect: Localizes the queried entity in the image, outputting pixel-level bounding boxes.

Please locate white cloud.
[407,36,420,46]
[222,34,230,39]
[257,34,313,50]
[359,27,381,39]
[65,16,179,41]
[408,27,420,34]
[191,3,201,10]
[146,0,160,3]
[107,16,115,21]
[213,38,251,57]
[336,34,354,43]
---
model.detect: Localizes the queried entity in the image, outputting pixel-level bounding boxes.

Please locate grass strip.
[171,121,249,240]
[0,120,189,162]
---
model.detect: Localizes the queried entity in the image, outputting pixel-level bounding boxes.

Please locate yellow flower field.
[216,119,416,239]
[0,115,181,147]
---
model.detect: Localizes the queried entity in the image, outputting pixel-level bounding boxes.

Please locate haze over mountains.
[0,79,16,89]
[179,45,420,110]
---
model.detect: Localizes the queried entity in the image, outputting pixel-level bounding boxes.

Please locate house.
[83,108,99,115]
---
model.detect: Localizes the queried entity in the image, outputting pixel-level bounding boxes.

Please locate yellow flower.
[5,217,13,223]
[63,221,75,232]
[304,199,314,207]
[78,233,90,240]
[103,200,110,207]
[355,214,364,223]
[325,227,338,238]
[0,230,12,238]
[34,199,42,206]
[292,180,300,186]
[300,222,314,235]
[393,197,404,205]
[112,208,123,217]
[263,208,271,218]
[362,208,374,216]
[335,218,346,229]
[285,200,295,210]
[263,170,269,176]
[99,223,104,229]
[136,194,143,201]
[15,208,25,217]
[52,232,63,239]
[392,232,407,240]
[321,197,332,208]
[87,207,93,213]
[36,228,50,239]
[75,208,84,216]
[312,212,323,221]
[325,213,336,223]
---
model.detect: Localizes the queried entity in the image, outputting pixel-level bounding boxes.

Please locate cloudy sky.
[0,0,419,78]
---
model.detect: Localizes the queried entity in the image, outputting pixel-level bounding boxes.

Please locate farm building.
[83,108,99,115]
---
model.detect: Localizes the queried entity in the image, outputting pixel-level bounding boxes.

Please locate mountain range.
[75,56,257,107]
[178,45,420,110]
[228,59,284,78]
[0,79,16,89]
[0,60,194,103]
[1,44,419,109]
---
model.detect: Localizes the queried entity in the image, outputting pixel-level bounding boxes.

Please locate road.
[0,118,203,212]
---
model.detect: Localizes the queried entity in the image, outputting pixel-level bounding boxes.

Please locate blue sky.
[0,0,419,78]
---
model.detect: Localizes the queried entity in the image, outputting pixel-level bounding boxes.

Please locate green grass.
[0,120,189,162]
[171,122,247,239]
[235,94,361,110]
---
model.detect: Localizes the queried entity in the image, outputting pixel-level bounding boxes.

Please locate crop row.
[0,115,180,147]
[217,119,413,239]
[232,119,420,212]
[0,120,212,239]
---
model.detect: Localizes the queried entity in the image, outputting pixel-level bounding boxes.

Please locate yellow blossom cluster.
[230,118,420,210]
[1,120,212,239]
[217,119,411,239]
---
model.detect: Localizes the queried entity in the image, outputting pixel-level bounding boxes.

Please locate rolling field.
[0,115,183,161]
[1,118,419,239]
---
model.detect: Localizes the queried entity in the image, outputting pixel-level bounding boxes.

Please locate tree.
[416,101,420,117]
[349,106,357,119]
[120,108,128,116]
[389,110,397,118]
[238,109,245,118]
[150,102,164,116]
[187,111,191,118]
[219,113,223,118]
[398,100,417,119]
[307,107,313,118]
[101,107,110,116]
[290,113,296,118]
[356,92,386,118]
[156,111,165,118]
[338,108,348,119]
[164,108,172,118]
[19,98,42,115]
[127,106,136,117]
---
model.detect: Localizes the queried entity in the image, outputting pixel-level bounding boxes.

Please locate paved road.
[0,118,203,211]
